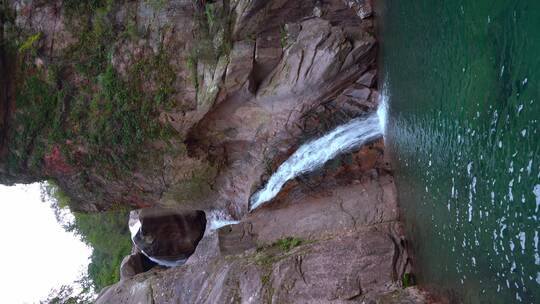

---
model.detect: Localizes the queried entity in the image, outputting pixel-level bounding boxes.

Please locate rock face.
[119,251,156,281]
[130,208,207,266]
[1,0,434,302]
[97,141,431,303]
[0,0,378,214]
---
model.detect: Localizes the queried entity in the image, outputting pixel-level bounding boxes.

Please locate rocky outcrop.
[119,251,156,281]
[97,141,430,303]
[1,0,433,302]
[130,208,207,266]
[0,0,378,214]
[97,125,435,302]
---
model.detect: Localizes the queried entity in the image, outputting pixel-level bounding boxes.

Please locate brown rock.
[2,0,434,302]
[357,69,377,87]
[131,208,207,266]
[224,40,255,94]
[119,252,156,280]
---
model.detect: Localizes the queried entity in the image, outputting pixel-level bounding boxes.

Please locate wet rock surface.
[130,208,207,266]
[119,251,156,280]
[0,0,379,214]
[1,0,434,302]
[97,141,431,303]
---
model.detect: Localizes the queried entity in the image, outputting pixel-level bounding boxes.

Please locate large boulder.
[129,208,207,267]
[3,0,438,302]
[96,137,434,303]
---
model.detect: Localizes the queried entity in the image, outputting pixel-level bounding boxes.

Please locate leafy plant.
[275,237,303,251]
[145,0,167,11]
[42,181,132,292]
[205,4,216,30]
[40,279,94,304]
[18,32,41,52]
[401,273,416,288]
[189,1,233,69]
[280,25,288,49]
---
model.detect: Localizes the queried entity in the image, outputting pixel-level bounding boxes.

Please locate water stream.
[207,209,240,230]
[250,105,386,210]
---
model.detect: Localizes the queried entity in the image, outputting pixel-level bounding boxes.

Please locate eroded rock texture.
[0,0,378,214]
[1,0,433,302]
[97,141,430,303]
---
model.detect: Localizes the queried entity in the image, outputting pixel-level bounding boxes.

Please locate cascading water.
[207,209,239,230]
[249,103,387,210]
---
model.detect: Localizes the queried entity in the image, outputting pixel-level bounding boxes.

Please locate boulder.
[130,208,207,267]
[119,252,157,280]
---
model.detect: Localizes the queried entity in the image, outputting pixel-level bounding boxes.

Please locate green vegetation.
[261,273,271,286]
[204,4,217,29]
[61,0,119,25]
[188,0,233,80]
[6,0,178,177]
[2,0,230,300]
[78,56,176,169]
[74,211,132,289]
[401,273,416,288]
[145,0,167,11]
[186,54,199,90]
[18,32,41,53]
[7,73,66,172]
[1,0,17,51]
[253,251,277,267]
[252,237,306,304]
[253,236,306,267]
[279,25,288,49]
[275,237,303,251]
[40,282,94,304]
[42,182,132,293]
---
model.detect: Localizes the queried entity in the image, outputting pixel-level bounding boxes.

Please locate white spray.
[207,209,239,230]
[249,102,387,210]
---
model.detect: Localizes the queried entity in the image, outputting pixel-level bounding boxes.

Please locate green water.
[377,1,540,302]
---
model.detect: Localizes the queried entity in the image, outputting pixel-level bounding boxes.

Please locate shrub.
[42,182,132,292]
[275,237,303,251]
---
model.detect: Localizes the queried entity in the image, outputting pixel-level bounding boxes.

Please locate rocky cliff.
[1,0,432,303]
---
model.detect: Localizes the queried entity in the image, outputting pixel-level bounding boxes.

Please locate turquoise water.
[377,1,540,302]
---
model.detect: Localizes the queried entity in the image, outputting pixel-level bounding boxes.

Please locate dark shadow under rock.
[130,208,207,267]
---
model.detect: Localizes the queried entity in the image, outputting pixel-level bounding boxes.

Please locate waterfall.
[207,209,239,230]
[250,104,387,211]
[377,86,389,137]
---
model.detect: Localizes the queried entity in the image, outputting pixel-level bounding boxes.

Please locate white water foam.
[378,85,390,136]
[207,209,239,230]
[249,103,386,210]
[144,255,187,267]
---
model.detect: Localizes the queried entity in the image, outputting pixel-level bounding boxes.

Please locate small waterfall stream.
[250,104,387,210]
[207,209,239,230]
[127,102,388,266]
